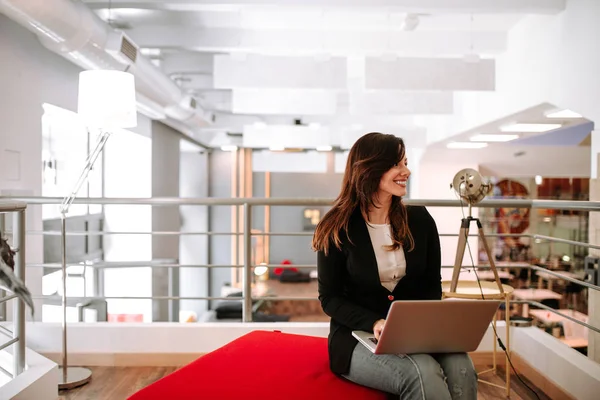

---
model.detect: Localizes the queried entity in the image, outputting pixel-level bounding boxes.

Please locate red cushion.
[128,330,387,400]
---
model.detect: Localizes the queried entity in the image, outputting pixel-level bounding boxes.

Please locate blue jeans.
[343,344,477,399]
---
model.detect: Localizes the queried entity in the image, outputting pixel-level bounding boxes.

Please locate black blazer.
[317,205,442,375]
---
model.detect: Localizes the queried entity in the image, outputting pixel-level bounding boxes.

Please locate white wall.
[421,0,600,284]
[447,0,599,138]
[418,158,480,280]
[450,0,600,139]
[103,122,153,321]
[0,14,85,320]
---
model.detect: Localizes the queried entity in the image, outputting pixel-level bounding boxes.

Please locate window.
[41,103,103,219]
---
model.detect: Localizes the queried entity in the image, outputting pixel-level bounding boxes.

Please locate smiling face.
[378,154,410,200]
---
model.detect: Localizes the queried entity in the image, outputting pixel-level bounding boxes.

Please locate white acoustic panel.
[232,89,337,115]
[243,124,331,149]
[214,54,347,89]
[365,58,495,91]
[337,126,428,149]
[350,91,454,115]
[252,151,327,173]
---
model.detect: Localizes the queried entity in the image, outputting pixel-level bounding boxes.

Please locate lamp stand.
[444,205,514,398]
[58,129,111,390]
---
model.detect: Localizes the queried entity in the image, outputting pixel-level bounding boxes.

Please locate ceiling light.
[545,109,583,119]
[316,145,332,151]
[308,123,321,130]
[500,123,561,133]
[400,13,420,31]
[253,121,267,129]
[269,145,285,151]
[470,134,519,142]
[221,145,238,152]
[446,142,488,149]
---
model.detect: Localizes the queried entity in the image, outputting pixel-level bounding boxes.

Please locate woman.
[312,132,477,399]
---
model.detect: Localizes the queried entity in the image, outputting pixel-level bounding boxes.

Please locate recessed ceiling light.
[545,109,583,119]
[220,145,238,152]
[269,145,285,151]
[500,123,562,133]
[316,145,332,151]
[446,142,488,149]
[470,134,519,142]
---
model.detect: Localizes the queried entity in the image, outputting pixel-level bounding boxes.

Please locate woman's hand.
[373,319,386,340]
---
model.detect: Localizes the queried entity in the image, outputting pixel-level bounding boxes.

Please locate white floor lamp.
[58,70,137,390]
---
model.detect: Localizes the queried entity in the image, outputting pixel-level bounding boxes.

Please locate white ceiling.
[80,0,571,150]
[432,102,593,148]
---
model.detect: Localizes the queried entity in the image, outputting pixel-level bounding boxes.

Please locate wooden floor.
[58,364,549,400]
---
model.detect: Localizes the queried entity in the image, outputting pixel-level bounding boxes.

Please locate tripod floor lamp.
[58,70,137,390]
[443,168,514,398]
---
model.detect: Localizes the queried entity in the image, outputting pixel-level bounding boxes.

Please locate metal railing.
[1,196,599,336]
[0,201,27,379]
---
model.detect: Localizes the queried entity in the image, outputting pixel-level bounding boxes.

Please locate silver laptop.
[352,300,500,355]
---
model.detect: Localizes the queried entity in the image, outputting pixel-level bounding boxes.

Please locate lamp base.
[58,366,92,390]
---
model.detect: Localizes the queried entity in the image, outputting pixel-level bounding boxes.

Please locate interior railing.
[0,201,27,380]
[1,196,599,338]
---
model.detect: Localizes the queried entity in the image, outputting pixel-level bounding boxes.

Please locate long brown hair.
[312,132,414,255]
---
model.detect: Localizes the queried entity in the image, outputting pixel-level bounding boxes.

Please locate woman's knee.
[439,353,477,380]
[402,354,451,400]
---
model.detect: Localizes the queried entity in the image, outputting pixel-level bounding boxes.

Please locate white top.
[366,223,407,292]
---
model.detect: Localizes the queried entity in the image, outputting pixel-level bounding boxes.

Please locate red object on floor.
[128,330,387,400]
[274,259,299,275]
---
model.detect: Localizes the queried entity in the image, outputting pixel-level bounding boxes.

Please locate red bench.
[128,330,387,400]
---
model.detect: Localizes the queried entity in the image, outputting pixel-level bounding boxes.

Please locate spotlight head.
[450,168,492,205]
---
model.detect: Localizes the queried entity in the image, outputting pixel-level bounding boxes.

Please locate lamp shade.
[451,168,492,205]
[78,70,137,129]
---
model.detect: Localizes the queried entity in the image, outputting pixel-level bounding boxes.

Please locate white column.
[407,147,424,199]
[151,121,181,322]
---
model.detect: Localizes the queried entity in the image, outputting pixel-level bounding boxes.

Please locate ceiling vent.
[106,31,138,65]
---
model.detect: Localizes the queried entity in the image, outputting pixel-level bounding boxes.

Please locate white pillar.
[407,147,424,200]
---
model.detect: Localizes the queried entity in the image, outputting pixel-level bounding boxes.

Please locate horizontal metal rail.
[513,300,600,335]
[35,295,254,301]
[4,196,599,336]
[0,201,27,213]
[0,324,13,337]
[28,263,244,269]
[533,234,600,250]
[9,230,526,238]
[528,265,596,290]
[0,294,17,304]
[0,337,18,352]
[2,196,599,211]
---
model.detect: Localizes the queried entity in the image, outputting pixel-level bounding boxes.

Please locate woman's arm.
[317,243,381,332]
[422,207,442,300]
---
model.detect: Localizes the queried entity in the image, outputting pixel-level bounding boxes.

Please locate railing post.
[13,209,25,376]
[243,203,253,322]
[0,213,5,322]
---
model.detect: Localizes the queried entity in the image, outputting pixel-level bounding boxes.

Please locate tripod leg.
[450,219,470,293]
[475,219,504,294]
